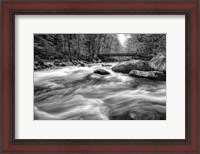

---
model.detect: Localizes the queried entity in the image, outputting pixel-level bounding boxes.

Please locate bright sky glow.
[117,34,131,47]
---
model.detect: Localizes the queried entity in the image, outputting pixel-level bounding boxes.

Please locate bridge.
[99,53,137,57]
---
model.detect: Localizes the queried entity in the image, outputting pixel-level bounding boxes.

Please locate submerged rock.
[111,60,152,73]
[102,64,112,67]
[129,70,166,80]
[94,69,110,75]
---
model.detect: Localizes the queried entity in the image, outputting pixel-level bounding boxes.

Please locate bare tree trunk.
[61,34,65,53]
[94,36,99,59]
[89,35,93,60]
[98,36,104,56]
[76,35,80,59]
[67,34,72,62]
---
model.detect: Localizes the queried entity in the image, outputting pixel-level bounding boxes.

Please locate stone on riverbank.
[149,53,166,72]
[129,70,166,80]
[111,60,152,73]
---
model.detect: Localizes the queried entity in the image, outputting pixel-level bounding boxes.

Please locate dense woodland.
[34,34,166,70]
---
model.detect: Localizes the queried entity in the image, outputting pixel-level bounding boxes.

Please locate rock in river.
[129,69,166,80]
[94,69,110,75]
[111,60,152,73]
[79,61,85,67]
[149,53,166,72]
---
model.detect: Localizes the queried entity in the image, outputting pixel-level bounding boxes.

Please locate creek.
[34,63,166,120]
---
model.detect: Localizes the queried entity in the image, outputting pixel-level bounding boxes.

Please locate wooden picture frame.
[1,0,199,153]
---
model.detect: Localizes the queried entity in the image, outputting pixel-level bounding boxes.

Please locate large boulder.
[111,60,152,73]
[149,53,166,72]
[94,69,110,75]
[129,70,166,80]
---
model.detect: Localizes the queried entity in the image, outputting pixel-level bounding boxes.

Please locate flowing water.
[34,63,166,120]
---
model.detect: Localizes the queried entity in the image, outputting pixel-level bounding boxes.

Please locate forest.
[34,34,166,70]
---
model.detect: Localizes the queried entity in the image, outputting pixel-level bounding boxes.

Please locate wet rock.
[94,69,110,75]
[34,66,38,71]
[40,66,45,69]
[97,59,102,63]
[129,69,166,80]
[80,63,85,67]
[102,64,112,67]
[149,53,166,72]
[44,62,54,67]
[111,60,152,73]
[48,63,54,67]
[110,107,166,120]
[54,60,61,66]
[54,61,73,67]
[34,61,39,66]
[38,60,44,65]
[79,61,85,67]
[93,59,97,63]
[64,61,73,66]
[59,63,66,66]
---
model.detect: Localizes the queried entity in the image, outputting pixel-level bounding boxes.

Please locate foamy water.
[34,63,166,120]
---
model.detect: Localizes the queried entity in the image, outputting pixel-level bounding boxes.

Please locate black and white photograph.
[34,34,166,120]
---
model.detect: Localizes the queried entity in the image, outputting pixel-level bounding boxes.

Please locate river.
[34,63,166,120]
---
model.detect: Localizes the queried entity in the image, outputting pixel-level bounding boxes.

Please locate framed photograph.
[1,0,199,153]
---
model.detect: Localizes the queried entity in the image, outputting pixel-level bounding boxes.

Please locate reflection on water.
[34,63,166,120]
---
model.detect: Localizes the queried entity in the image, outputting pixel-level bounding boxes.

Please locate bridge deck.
[99,53,137,57]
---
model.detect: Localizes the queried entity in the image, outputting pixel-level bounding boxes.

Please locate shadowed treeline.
[34,34,166,70]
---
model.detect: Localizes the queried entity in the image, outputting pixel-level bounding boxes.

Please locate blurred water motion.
[34,63,166,120]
